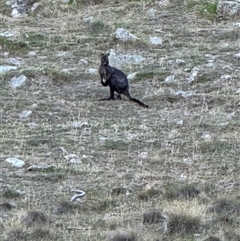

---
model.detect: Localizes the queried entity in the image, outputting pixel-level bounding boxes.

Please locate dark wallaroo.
[99,53,149,108]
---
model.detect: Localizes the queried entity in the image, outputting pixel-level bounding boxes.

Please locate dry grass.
[1,0,240,240]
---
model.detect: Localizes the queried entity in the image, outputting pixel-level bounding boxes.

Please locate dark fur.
[99,53,149,108]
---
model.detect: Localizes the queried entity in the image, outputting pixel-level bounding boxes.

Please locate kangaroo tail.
[130,97,149,108]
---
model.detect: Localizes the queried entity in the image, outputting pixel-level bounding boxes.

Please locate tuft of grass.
[0,202,15,211]
[56,201,80,214]
[143,211,164,225]
[44,68,74,83]
[203,237,222,241]
[0,36,29,54]
[165,213,200,234]
[22,211,49,227]
[164,184,200,200]
[5,228,54,241]
[135,71,168,82]
[108,230,137,241]
[208,198,240,215]
[89,20,110,35]
[102,139,129,151]
[96,197,117,211]
[6,228,26,241]
[186,0,218,19]
[1,188,21,199]
[138,188,162,201]
[31,173,66,182]
[68,0,104,5]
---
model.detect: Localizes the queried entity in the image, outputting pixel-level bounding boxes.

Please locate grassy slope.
[1,0,240,240]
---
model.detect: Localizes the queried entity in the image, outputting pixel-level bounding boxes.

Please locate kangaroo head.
[101,53,110,66]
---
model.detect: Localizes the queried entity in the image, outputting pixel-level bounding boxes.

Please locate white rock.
[127,72,137,80]
[27,51,37,56]
[31,2,40,12]
[149,36,162,45]
[83,16,94,23]
[164,75,175,82]
[0,31,14,37]
[79,59,88,65]
[234,52,240,59]
[147,8,157,16]
[11,8,26,18]
[5,158,25,168]
[187,67,200,83]
[31,103,38,109]
[87,68,98,74]
[7,58,24,66]
[10,75,27,88]
[0,65,17,74]
[26,123,38,129]
[227,112,236,119]
[19,110,32,118]
[115,28,138,42]
[177,120,183,125]
[220,74,232,80]
[176,59,186,65]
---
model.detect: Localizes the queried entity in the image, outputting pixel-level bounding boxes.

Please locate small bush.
[165,213,200,234]
[90,20,108,35]
[108,230,137,241]
[143,211,164,225]
[0,202,15,211]
[164,184,200,200]
[56,201,79,214]
[22,211,49,227]
[208,198,240,215]
[1,188,21,199]
[203,237,221,241]
[138,188,161,201]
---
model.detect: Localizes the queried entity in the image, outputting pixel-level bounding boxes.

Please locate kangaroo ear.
[106,53,110,57]
[101,53,104,57]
